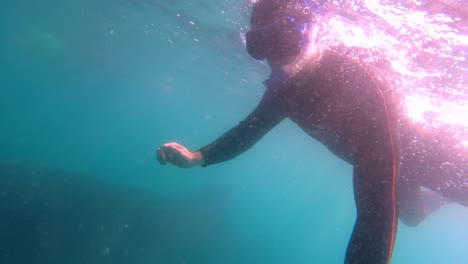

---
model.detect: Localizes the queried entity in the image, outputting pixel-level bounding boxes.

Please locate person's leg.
[397,175,425,226]
[422,151,468,207]
[346,152,399,264]
[400,125,468,210]
[398,152,451,226]
[397,179,449,226]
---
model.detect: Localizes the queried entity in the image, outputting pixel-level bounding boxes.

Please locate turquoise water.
[1,0,467,263]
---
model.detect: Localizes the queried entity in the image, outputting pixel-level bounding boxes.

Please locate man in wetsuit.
[157,0,468,263]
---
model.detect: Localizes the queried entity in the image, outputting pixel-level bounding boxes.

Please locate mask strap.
[250,16,297,31]
[303,0,324,14]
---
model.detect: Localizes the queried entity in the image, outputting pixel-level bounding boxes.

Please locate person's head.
[246,0,316,64]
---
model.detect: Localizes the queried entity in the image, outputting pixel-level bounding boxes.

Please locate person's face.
[246,5,307,63]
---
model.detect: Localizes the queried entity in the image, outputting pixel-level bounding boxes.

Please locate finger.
[171,144,189,155]
[162,143,185,157]
[165,142,186,152]
[156,147,167,165]
[164,142,179,148]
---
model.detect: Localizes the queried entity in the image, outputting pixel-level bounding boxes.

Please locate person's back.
[270,47,399,164]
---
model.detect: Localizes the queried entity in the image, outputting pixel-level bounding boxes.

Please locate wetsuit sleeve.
[198,90,286,167]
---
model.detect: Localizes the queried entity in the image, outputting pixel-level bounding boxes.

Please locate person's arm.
[198,90,286,167]
[157,89,286,168]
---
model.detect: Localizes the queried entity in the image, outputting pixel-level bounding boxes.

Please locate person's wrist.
[190,151,205,167]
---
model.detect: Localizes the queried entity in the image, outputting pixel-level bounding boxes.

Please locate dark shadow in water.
[0,162,233,264]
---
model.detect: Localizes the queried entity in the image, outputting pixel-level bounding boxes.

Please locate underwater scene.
[1,0,467,263]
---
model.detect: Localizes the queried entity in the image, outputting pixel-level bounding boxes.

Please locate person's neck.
[267,56,295,69]
[264,60,295,88]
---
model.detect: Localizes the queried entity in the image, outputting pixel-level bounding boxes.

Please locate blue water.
[1,0,467,263]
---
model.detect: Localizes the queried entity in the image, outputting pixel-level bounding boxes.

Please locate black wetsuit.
[198,49,468,264]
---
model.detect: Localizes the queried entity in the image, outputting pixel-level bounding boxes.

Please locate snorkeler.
[157,0,468,263]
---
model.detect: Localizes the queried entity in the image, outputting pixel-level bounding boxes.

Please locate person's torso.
[271,50,399,163]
